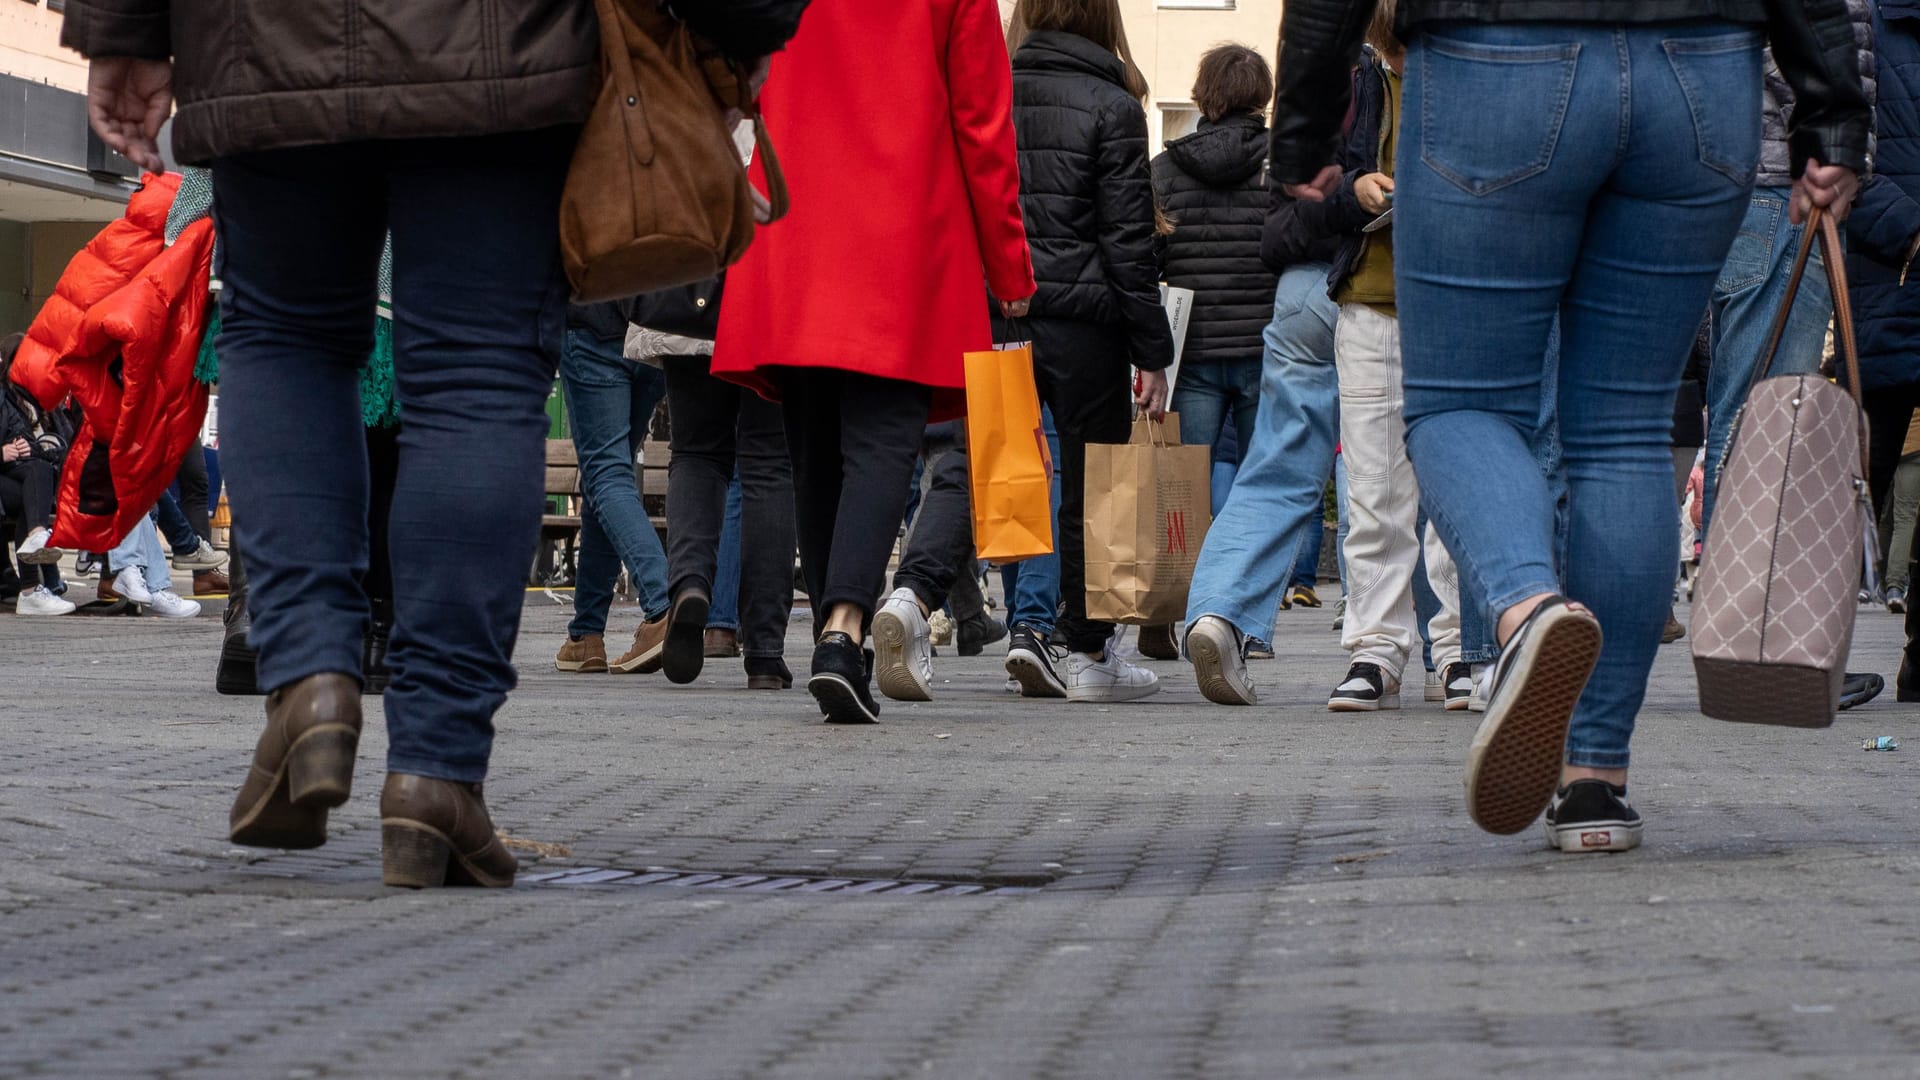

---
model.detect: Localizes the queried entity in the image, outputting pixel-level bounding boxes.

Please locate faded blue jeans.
[1398,22,1759,769]
[1185,263,1340,639]
[1699,187,1833,539]
[1000,405,1062,636]
[561,328,670,638]
[708,474,744,632]
[108,511,174,595]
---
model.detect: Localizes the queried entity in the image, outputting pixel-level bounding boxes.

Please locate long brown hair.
[1005,0,1150,102]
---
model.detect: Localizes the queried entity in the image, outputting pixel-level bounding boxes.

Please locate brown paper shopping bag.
[1084,414,1212,625]
[963,343,1055,561]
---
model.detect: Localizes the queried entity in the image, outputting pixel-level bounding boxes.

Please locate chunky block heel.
[382,822,452,889]
[287,727,358,809]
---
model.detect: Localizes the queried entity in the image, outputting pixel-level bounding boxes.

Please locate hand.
[3,438,28,463]
[1355,173,1395,216]
[1791,159,1859,225]
[1282,164,1342,203]
[1134,368,1169,421]
[999,296,1032,319]
[86,57,174,174]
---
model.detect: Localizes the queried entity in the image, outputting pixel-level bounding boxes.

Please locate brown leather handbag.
[560,0,789,303]
[1691,205,1873,728]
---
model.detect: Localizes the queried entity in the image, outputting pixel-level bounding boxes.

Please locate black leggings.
[773,368,930,632]
[0,457,58,539]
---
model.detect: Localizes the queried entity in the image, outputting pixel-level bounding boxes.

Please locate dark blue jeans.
[213,129,574,783]
[709,475,744,631]
[560,329,670,636]
[1398,23,1757,767]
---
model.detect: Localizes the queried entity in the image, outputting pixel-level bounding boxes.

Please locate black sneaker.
[957,613,1009,657]
[1005,623,1067,699]
[1442,662,1474,712]
[1543,780,1643,853]
[1328,661,1400,711]
[809,631,880,723]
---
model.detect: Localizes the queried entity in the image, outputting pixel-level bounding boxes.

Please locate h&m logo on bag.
[1164,510,1190,556]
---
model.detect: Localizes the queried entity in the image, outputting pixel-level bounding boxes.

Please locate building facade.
[2,0,141,337]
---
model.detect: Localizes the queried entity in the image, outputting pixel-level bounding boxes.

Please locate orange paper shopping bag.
[963,342,1055,561]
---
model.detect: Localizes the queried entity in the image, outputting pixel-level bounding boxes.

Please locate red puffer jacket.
[9,173,180,410]
[50,217,215,552]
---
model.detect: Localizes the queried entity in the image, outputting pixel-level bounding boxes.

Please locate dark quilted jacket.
[1007,31,1174,372]
[1150,113,1277,365]
[61,0,810,166]
[1848,0,1920,390]
[1757,0,1876,188]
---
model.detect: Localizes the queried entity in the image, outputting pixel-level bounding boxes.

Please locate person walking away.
[1697,0,1875,541]
[990,0,1174,703]
[714,0,1036,723]
[552,300,674,677]
[1272,0,1865,849]
[1137,44,1280,663]
[66,0,811,888]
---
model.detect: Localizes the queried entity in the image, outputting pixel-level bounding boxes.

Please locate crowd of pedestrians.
[6,0,1887,887]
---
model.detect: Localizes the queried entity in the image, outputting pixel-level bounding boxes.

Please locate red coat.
[712,0,1035,422]
[51,219,214,552]
[9,173,181,410]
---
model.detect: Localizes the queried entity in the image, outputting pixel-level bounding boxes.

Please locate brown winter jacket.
[60,0,600,165]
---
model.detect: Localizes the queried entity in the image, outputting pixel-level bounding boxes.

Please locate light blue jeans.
[109,511,174,594]
[1175,358,1261,511]
[1699,186,1833,539]
[1185,263,1340,638]
[1397,21,1760,768]
[560,328,670,637]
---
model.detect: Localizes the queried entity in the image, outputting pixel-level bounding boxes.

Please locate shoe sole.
[871,608,932,702]
[1444,695,1472,712]
[228,726,359,849]
[1187,628,1255,706]
[808,672,879,724]
[1545,817,1643,853]
[662,594,709,685]
[216,636,263,696]
[381,821,515,888]
[1466,608,1602,835]
[554,658,609,673]
[1328,692,1400,712]
[152,606,200,619]
[608,641,663,674]
[1066,680,1161,704]
[18,547,64,566]
[1005,651,1067,699]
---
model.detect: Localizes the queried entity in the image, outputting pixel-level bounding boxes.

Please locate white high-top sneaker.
[871,587,933,702]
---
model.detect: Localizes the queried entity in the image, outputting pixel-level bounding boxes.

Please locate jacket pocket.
[1664,32,1765,186]
[1418,37,1578,197]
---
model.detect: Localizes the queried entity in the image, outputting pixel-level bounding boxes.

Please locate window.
[1156,103,1200,151]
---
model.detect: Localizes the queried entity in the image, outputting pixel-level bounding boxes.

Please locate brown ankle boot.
[380,773,518,888]
[229,673,363,849]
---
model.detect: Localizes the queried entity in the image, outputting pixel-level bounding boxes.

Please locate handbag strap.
[1749,203,1869,478]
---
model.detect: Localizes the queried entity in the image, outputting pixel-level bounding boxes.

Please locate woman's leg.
[818,372,930,633]
[664,356,743,602]
[777,369,842,628]
[736,391,795,660]
[1886,456,1920,594]
[175,438,213,542]
[1033,326,1133,656]
[560,329,668,624]
[379,129,573,783]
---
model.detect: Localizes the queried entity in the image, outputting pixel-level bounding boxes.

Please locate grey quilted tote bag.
[1692,206,1873,728]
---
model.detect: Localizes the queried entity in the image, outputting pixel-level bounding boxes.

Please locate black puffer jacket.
[1006,31,1174,372]
[1269,0,1870,187]
[1151,113,1277,365]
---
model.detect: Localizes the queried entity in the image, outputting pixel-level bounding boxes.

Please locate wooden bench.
[533,437,673,586]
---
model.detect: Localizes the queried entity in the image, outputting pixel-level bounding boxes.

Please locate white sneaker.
[16,527,64,565]
[1186,615,1256,706]
[1469,662,1493,713]
[871,587,933,702]
[1062,649,1160,703]
[146,588,201,619]
[14,586,75,616]
[170,542,228,571]
[1424,669,1444,703]
[113,567,154,604]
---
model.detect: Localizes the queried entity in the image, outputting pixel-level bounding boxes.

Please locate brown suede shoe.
[229,673,363,849]
[555,634,608,673]
[705,627,741,658]
[194,569,231,596]
[610,613,669,674]
[380,773,518,888]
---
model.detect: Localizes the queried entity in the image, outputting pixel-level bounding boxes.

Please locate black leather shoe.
[957,614,1008,657]
[1840,671,1886,710]
[808,632,879,723]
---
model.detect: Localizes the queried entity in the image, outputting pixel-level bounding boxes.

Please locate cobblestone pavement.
[3,592,1918,1079]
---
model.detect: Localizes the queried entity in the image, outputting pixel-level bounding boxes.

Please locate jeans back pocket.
[1418,37,1579,197]
[1663,32,1764,186]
